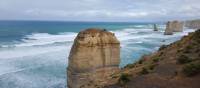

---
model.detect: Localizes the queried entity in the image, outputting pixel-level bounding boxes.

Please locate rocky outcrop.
[172,21,184,32]
[185,19,200,29]
[67,28,120,88]
[153,24,158,31]
[164,21,184,35]
[104,29,200,88]
[164,21,174,35]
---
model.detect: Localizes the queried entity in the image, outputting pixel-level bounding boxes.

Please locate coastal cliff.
[185,19,200,29]
[172,21,184,32]
[67,28,120,88]
[164,21,184,35]
[104,29,200,88]
[164,21,174,35]
[67,27,200,88]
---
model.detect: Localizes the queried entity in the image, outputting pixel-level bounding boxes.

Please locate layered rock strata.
[67,28,120,88]
[172,21,184,32]
[164,21,184,35]
[164,21,174,35]
[185,19,200,29]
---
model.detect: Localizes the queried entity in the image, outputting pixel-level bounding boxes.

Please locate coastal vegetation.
[118,73,131,86]
[104,29,200,88]
[182,61,200,77]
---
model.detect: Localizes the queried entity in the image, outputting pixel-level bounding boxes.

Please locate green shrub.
[177,49,182,53]
[183,46,192,53]
[118,73,130,85]
[148,64,157,70]
[159,45,168,51]
[153,57,160,63]
[177,55,192,64]
[140,67,149,75]
[138,60,143,64]
[138,55,149,64]
[183,49,191,53]
[124,63,135,69]
[182,61,200,77]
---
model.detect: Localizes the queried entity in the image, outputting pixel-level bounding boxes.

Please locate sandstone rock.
[164,21,173,35]
[171,21,184,32]
[153,24,158,31]
[67,28,120,88]
[185,19,200,29]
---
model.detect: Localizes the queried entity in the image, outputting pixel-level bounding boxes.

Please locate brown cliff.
[67,28,120,88]
[164,21,174,35]
[185,19,200,29]
[104,29,200,88]
[164,21,184,35]
[172,21,184,32]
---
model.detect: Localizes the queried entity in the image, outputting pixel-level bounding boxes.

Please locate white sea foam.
[0,28,195,60]
[0,44,72,59]
[0,47,68,88]
[14,32,77,47]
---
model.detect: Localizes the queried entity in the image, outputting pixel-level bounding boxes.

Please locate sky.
[0,0,200,22]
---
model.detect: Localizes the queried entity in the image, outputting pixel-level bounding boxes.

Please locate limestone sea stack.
[153,24,158,31]
[164,21,174,35]
[67,28,120,88]
[164,21,184,35]
[172,21,184,32]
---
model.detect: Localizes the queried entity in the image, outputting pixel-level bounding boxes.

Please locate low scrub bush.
[153,57,160,63]
[118,73,130,86]
[177,55,192,64]
[124,63,135,69]
[148,64,157,70]
[140,67,149,75]
[159,45,168,51]
[138,59,144,64]
[182,61,200,77]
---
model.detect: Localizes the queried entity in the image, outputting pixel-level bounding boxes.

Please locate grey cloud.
[0,0,200,22]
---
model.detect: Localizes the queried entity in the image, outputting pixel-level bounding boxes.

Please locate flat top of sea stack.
[75,28,120,46]
[79,28,111,34]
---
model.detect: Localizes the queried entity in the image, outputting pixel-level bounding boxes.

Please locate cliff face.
[172,21,184,32]
[104,29,200,88]
[164,21,184,35]
[67,28,120,88]
[185,19,200,29]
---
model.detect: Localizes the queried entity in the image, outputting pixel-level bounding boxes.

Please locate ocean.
[0,20,195,88]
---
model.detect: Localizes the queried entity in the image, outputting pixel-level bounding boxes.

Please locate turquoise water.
[0,21,194,88]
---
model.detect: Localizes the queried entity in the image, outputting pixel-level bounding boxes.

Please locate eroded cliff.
[164,21,184,35]
[164,21,174,35]
[185,19,200,29]
[104,29,200,88]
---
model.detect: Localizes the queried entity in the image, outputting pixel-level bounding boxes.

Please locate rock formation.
[172,21,184,32]
[104,29,200,88]
[153,24,158,31]
[185,19,200,29]
[164,21,174,35]
[164,21,184,35]
[67,28,120,88]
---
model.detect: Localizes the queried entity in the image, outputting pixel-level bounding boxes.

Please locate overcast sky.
[0,0,200,22]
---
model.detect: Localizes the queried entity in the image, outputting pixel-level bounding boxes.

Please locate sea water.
[0,21,195,88]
